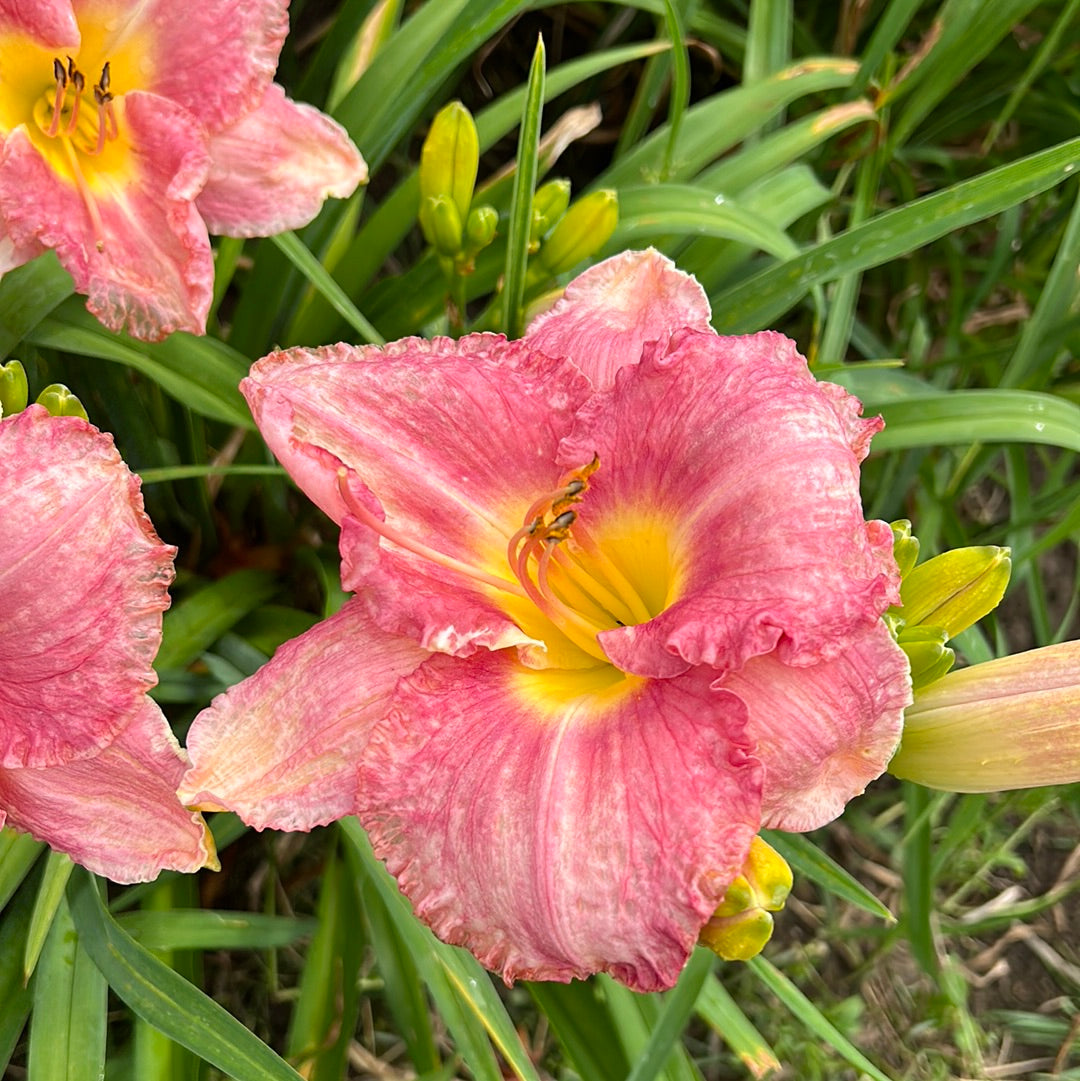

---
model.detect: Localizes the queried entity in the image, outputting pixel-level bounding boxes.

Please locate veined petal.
[0,91,213,339]
[0,699,214,883]
[889,640,1080,792]
[0,0,78,47]
[358,652,762,991]
[0,407,174,769]
[197,83,367,237]
[243,337,593,654]
[556,329,898,677]
[72,0,289,131]
[524,248,712,390]
[723,620,911,831]
[180,600,428,831]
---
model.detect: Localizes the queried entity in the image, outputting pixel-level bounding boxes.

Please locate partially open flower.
[0,405,215,882]
[0,0,367,340]
[180,249,911,990]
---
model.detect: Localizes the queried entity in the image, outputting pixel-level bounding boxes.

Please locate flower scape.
[0,0,366,340]
[179,249,914,991]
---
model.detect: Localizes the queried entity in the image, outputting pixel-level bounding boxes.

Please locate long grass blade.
[503,36,545,338]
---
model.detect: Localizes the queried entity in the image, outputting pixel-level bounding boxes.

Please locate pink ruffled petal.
[180,600,428,831]
[0,408,175,769]
[524,248,712,390]
[723,620,911,831]
[72,0,289,131]
[0,699,214,883]
[0,92,213,340]
[243,337,594,655]
[197,83,367,238]
[553,329,898,678]
[0,0,78,45]
[359,652,762,991]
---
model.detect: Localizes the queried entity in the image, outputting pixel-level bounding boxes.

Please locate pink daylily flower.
[180,249,912,990]
[0,405,215,882]
[0,0,367,340]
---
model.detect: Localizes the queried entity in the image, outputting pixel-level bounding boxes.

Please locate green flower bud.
[699,836,792,962]
[0,359,29,417]
[36,383,89,421]
[529,178,571,249]
[464,205,499,256]
[900,546,1011,639]
[419,101,479,227]
[896,624,955,690]
[538,189,618,275]
[418,194,464,259]
[890,519,920,579]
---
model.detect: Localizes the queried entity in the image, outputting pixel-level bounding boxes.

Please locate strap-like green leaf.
[713,135,1080,332]
[67,868,305,1081]
[503,36,545,338]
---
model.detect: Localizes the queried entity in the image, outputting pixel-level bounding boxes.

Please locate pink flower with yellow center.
[179,250,912,990]
[0,0,366,340]
[0,404,215,882]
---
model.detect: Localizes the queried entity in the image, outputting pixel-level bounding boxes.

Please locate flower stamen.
[36,57,120,159]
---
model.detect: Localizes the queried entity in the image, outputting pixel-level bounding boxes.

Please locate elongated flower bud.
[418,194,464,259]
[890,641,1080,792]
[529,178,571,250]
[0,359,28,417]
[538,189,618,275]
[899,546,1011,639]
[420,101,479,230]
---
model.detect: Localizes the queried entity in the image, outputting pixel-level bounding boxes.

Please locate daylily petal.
[180,599,428,831]
[243,337,594,654]
[723,620,911,831]
[0,91,213,339]
[0,698,214,883]
[358,652,762,991]
[0,407,174,768]
[889,640,1080,792]
[524,248,712,390]
[554,329,898,677]
[72,0,289,131]
[0,0,77,46]
[197,83,367,237]
[0,231,42,274]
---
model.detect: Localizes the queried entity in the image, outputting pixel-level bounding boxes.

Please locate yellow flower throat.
[335,456,677,670]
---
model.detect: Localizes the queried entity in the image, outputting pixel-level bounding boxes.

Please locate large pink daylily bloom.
[180,249,912,990]
[0,0,367,340]
[0,405,215,882]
